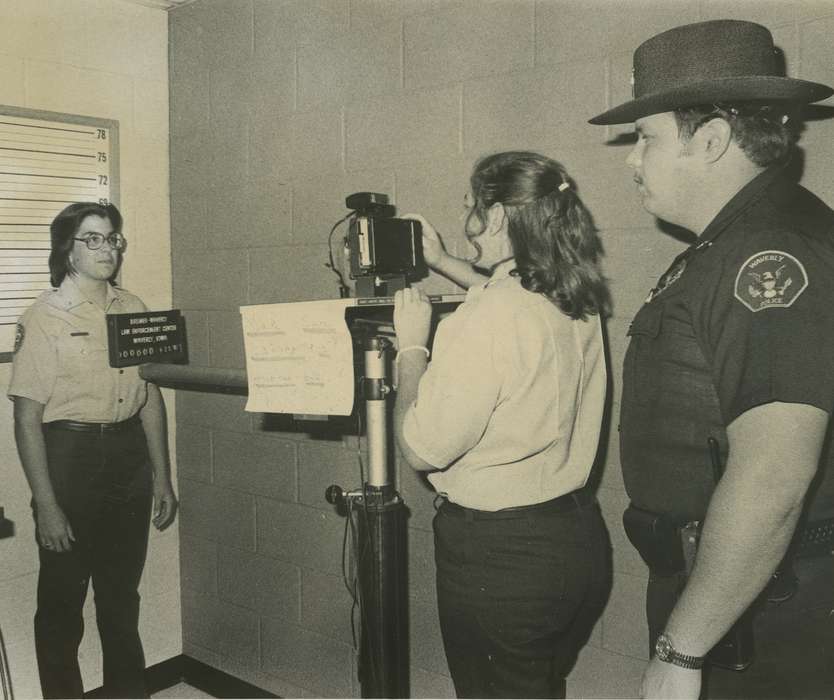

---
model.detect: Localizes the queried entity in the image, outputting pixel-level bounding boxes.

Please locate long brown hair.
[467,151,610,320]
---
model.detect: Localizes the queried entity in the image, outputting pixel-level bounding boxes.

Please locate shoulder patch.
[13,323,24,353]
[734,250,808,312]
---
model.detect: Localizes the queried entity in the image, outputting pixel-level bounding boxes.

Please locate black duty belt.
[440,489,594,521]
[46,414,141,434]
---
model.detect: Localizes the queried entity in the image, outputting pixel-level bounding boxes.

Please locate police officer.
[589,20,834,699]
[9,202,177,699]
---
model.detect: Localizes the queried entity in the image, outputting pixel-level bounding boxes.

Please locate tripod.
[326,335,409,698]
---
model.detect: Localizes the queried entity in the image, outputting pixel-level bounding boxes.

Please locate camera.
[345,192,425,297]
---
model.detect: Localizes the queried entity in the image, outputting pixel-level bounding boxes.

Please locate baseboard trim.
[145,655,191,696]
[84,654,278,699]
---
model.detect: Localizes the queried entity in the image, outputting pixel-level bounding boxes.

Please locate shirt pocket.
[57,332,109,378]
[625,301,664,405]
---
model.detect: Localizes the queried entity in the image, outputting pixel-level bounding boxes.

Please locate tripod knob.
[325,484,345,506]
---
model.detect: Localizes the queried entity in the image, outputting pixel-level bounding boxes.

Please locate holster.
[622,503,686,576]
[623,504,755,671]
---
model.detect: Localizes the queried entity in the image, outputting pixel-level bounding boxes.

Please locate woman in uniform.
[9,202,177,699]
[393,151,612,698]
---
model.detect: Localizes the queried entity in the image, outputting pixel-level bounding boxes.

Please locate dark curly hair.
[48,202,123,287]
[466,151,611,320]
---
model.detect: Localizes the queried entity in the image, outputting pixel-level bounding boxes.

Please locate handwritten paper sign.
[240,299,355,416]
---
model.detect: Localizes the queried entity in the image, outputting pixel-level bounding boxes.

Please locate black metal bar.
[139,364,248,394]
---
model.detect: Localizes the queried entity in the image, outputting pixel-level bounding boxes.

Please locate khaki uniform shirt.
[404,260,607,511]
[8,277,149,423]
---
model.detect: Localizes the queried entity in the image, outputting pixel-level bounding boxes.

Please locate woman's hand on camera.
[402,212,486,290]
[37,501,75,553]
[394,287,432,349]
[401,214,446,270]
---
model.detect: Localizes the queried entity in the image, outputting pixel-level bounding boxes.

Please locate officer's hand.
[640,657,701,699]
[401,214,446,270]
[393,288,432,350]
[37,502,75,553]
[152,478,178,531]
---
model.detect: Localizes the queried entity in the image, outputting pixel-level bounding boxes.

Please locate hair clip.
[558,181,570,192]
[712,103,740,117]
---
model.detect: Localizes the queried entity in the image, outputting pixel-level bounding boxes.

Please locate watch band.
[655,632,705,670]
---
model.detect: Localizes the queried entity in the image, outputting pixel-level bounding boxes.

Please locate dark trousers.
[34,422,152,699]
[647,554,834,699]
[433,493,611,698]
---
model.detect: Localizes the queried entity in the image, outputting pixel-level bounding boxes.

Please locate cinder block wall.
[168,1,834,697]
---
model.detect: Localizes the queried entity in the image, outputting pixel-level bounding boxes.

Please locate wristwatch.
[654,633,705,669]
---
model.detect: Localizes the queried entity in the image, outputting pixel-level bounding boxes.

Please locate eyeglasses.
[73,233,127,251]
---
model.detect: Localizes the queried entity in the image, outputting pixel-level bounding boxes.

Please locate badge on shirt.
[734,250,808,312]
[13,323,24,353]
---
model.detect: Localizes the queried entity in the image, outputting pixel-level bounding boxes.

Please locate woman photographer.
[393,151,611,698]
[9,202,177,699]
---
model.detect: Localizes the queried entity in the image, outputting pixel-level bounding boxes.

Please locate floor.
[152,681,215,698]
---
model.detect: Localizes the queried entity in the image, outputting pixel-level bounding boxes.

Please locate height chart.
[0,107,117,357]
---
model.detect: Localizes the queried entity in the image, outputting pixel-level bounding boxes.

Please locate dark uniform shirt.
[621,167,834,523]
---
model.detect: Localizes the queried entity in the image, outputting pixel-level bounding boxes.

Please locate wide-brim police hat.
[589,19,834,125]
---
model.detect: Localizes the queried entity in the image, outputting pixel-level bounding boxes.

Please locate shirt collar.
[486,258,516,285]
[697,166,784,246]
[466,258,516,301]
[51,275,123,311]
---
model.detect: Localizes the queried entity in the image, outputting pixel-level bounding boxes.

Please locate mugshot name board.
[0,105,118,360]
[106,310,187,368]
